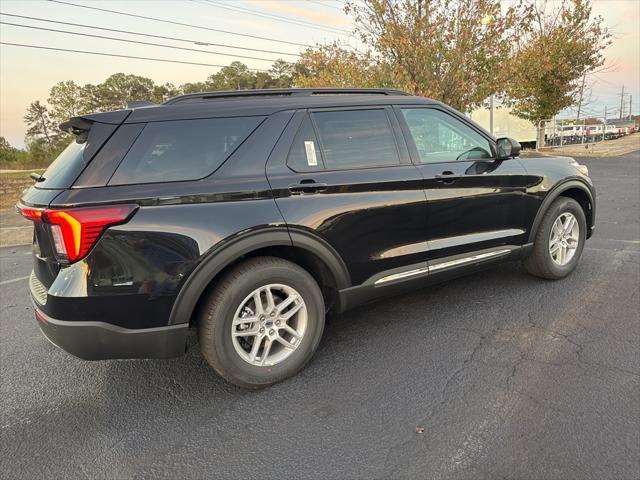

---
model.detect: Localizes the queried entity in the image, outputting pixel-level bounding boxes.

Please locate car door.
[395,106,530,262]
[266,107,428,286]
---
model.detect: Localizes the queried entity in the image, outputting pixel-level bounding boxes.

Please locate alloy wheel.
[231,284,308,367]
[548,212,580,266]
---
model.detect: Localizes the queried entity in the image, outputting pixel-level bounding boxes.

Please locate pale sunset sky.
[1,0,638,148]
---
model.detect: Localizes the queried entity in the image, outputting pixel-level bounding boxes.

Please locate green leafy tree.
[0,136,18,162]
[152,82,181,103]
[24,101,58,150]
[344,0,531,112]
[505,0,611,125]
[269,59,297,88]
[87,73,157,111]
[0,137,30,165]
[48,80,89,124]
[180,81,210,94]
[0,136,13,152]
[207,62,255,90]
[24,138,54,165]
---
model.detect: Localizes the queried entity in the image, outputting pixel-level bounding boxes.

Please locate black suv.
[18,88,595,388]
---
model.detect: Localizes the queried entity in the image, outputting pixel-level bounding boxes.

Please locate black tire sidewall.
[539,198,587,278]
[201,259,325,388]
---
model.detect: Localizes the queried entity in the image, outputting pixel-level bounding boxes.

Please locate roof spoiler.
[59,110,132,143]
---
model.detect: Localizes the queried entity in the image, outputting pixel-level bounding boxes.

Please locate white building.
[470,105,537,148]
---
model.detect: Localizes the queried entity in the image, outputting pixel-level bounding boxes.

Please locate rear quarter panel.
[40,111,295,329]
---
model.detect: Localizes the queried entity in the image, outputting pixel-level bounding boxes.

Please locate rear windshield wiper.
[30,172,45,182]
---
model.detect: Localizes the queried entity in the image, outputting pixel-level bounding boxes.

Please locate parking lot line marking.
[0,275,29,286]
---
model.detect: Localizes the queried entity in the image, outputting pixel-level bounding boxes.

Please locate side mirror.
[495,137,521,159]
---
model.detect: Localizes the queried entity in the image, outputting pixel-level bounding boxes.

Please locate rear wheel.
[198,256,325,389]
[524,197,586,279]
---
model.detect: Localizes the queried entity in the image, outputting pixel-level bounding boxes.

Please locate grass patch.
[0,170,45,209]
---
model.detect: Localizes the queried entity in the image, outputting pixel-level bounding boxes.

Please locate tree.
[48,80,89,124]
[88,73,157,111]
[0,137,30,164]
[294,43,391,88]
[180,81,210,94]
[0,136,13,152]
[344,0,531,112]
[505,0,611,125]
[24,101,57,150]
[207,62,254,90]
[269,59,296,88]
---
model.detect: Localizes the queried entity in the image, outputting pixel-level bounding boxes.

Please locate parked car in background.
[17,88,595,388]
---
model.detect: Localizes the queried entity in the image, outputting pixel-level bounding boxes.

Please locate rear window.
[109,116,264,185]
[38,141,87,189]
[312,109,400,169]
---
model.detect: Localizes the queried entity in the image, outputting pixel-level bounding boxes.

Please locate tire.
[197,256,325,389]
[524,197,587,279]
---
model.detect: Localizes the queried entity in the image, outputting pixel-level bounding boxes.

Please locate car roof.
[123,88,438,123]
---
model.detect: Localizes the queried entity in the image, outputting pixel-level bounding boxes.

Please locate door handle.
[288,180,328,194]
[435,171,458,184]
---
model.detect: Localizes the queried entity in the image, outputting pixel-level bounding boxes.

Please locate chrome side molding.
[374,249,512,285]
[373,266,430,285]
[428,249,512,272]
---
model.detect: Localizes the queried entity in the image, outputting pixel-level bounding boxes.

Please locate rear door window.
[109,116,264,185]
[287,115,324,172]
[311,109,400,170]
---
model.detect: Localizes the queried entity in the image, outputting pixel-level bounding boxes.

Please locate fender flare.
[168,227,350,325]
[528,179,595,243]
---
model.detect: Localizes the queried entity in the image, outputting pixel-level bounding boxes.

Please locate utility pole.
[619,85,625,120]
[489,94,494,135]
[603,106,607,142]
[576,73,586,119]
[629,95,633,120]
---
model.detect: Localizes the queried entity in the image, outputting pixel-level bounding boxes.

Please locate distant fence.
[536,118,636,149]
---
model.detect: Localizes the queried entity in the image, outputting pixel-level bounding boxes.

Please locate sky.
[1,0,638,148]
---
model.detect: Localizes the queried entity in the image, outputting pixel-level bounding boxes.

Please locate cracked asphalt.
[1,152,639,480]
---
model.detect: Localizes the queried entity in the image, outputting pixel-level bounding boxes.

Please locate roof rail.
[127,100,156,109]
[163,88,410,105]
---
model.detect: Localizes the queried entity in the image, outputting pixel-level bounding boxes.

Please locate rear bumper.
[33,303,188,360]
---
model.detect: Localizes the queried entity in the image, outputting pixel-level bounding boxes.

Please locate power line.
[47,0,312,48]
[0,21,281,63]
[196,0,351,35]
[0,12,300,57]
[307,0,345,12]
[0,41,270,71]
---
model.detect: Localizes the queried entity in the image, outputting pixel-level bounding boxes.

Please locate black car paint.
[21,92,595,360]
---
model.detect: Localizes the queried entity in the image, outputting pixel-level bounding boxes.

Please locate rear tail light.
[18,207,43,222]
[17,204,137,263]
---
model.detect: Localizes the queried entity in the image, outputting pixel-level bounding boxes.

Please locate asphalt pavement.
[1,152,639,480]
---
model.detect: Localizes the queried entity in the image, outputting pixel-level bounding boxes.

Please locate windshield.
[37,141,87,189]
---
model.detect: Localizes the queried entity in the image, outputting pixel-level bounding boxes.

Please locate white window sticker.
[304,141,318,167]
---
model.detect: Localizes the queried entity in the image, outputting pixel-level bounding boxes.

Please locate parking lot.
[1,152,638,479]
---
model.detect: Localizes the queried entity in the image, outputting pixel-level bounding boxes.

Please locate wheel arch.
[528,179,595,243]
[168,227,351,325]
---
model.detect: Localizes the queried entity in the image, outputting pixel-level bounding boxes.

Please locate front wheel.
[197,256,325,389]
[524,197,587,279]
